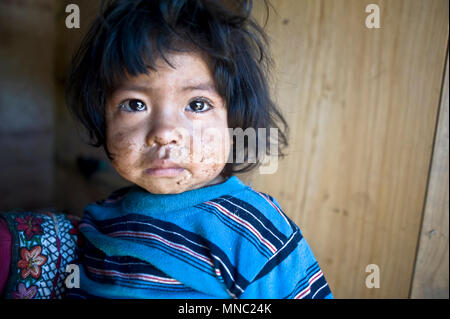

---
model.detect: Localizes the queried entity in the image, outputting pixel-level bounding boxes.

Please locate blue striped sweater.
[68,176,333,299]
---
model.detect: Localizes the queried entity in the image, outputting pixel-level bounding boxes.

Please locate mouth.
[144,159,185,177]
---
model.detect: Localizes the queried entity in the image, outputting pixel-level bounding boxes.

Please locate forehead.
[116,51,217,92]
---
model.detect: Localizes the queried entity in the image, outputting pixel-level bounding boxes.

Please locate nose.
[146,111,183,147]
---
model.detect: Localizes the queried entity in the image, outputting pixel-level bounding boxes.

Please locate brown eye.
[186,99,213,113]
[119,99,146,112]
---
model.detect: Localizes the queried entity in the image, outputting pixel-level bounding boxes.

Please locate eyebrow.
[116,82,218,93]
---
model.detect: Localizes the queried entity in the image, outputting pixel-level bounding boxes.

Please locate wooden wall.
[250,0,449,298]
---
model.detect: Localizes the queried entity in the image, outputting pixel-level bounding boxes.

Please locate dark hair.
[65,0,288,177]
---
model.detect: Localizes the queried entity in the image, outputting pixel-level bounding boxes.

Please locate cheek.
[201,130,230,163]
[106,131,141,173]
[195,111,230,164]
[107,131,131,155]
[105,109,146,157]
[191,127,230,173]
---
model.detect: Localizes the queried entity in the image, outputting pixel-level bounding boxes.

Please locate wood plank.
[410,51,449,299]
[251,0,449,298]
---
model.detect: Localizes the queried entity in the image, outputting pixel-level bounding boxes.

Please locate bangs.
[98,3,193,93]
[96,0,245,94]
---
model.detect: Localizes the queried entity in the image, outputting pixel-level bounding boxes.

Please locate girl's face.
[105,51,231,194]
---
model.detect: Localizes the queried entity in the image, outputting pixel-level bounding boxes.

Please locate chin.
[148,186,187,194]
[137,179,193,194]
[130,169,225,194]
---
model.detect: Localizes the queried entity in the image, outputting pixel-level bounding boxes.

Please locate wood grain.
[410,51,449,299]
[250,0,449,298]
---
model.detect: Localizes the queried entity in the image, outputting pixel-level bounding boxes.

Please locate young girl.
[0,0,333,299]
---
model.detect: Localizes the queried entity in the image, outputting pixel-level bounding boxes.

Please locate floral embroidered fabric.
[1,210,79,299]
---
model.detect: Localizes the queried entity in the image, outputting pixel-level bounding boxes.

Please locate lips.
[145,159,185,177]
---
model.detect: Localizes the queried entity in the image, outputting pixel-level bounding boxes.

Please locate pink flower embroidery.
[15,215,43,240]
[12,283,38,299]
[17,246,47,279]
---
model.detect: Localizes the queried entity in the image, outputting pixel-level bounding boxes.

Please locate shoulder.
[82,185,135,222]
[206,184,299,246]
[94,185,134,207]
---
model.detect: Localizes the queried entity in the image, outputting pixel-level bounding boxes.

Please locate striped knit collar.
[121,176,247,216]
